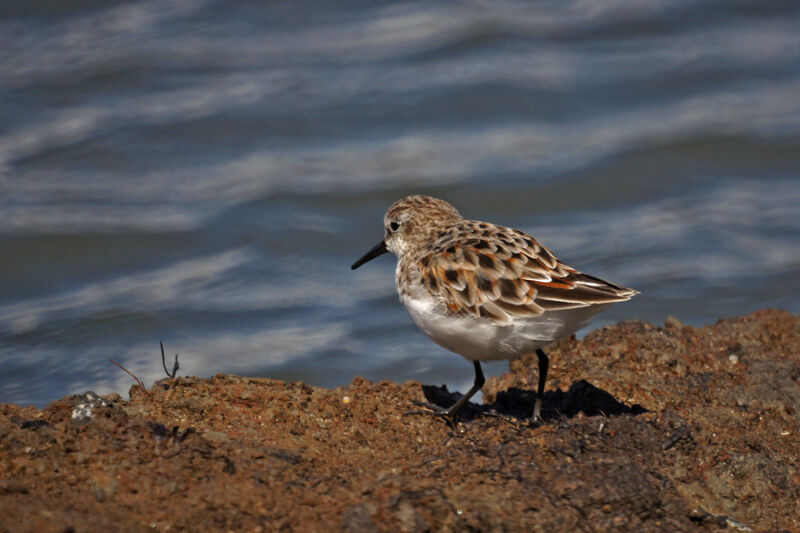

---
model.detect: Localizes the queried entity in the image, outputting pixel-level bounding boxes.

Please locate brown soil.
[1,309,798,532]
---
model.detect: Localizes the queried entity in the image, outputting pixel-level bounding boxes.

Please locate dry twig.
[160,341,179,378]
[109,358,146,391]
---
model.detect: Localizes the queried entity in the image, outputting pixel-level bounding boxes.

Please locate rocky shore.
[1,309,798,532]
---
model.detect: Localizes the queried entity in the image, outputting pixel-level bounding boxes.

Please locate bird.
[351,195,637,422]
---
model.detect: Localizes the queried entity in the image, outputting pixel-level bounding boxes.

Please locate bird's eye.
[389,222,400,232]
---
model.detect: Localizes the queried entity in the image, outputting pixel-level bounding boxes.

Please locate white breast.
[399,284,610,362]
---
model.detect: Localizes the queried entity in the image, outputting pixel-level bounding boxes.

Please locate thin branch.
[160,341,179,378]
[109,358,146,391]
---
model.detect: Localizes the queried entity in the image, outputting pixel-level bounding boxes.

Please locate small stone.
[395,501,431,533]
[728,354,739,364]
[341,503,378,532]
[658,353,677,366]
[71,391,114,421]
[203,430,229,444]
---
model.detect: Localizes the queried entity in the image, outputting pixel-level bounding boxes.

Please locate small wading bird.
[352,195,637,423]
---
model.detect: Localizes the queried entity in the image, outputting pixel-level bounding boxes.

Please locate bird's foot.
[482,410,519,426]
[527,398,545,427]
[403,400,456,418]
[527,414,544,428]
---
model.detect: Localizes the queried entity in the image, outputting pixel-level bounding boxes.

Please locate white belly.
[401,290,610,362]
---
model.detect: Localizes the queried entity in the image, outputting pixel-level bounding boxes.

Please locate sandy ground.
[1,309,798,532]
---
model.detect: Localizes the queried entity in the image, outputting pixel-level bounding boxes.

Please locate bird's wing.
[417,223,637,326]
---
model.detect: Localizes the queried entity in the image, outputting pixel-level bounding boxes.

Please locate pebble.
[71,391,114,421]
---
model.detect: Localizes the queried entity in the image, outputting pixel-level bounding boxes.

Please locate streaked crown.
[383,195,462,258]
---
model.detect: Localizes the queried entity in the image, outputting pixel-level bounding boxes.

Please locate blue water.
[1,0,799,407]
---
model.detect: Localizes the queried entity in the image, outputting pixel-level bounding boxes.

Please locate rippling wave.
[1,0,798,406]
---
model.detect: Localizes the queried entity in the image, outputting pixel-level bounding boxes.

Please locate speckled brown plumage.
[380,196,636,327]
[352,194,638,421]
[416,220,635,325]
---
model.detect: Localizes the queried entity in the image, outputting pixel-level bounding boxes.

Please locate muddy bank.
[1,309,798,532]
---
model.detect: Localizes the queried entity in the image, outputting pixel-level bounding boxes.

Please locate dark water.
[1,1,799,407]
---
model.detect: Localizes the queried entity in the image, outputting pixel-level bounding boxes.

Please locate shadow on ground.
[420,379,647,421]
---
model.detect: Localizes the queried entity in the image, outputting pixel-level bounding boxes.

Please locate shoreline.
[2,309,798,531]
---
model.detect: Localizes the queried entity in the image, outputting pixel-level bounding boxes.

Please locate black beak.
[351,241,388,270]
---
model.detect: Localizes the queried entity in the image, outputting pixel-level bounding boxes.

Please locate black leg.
[406,361,485,420]
[532,348,549,423]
